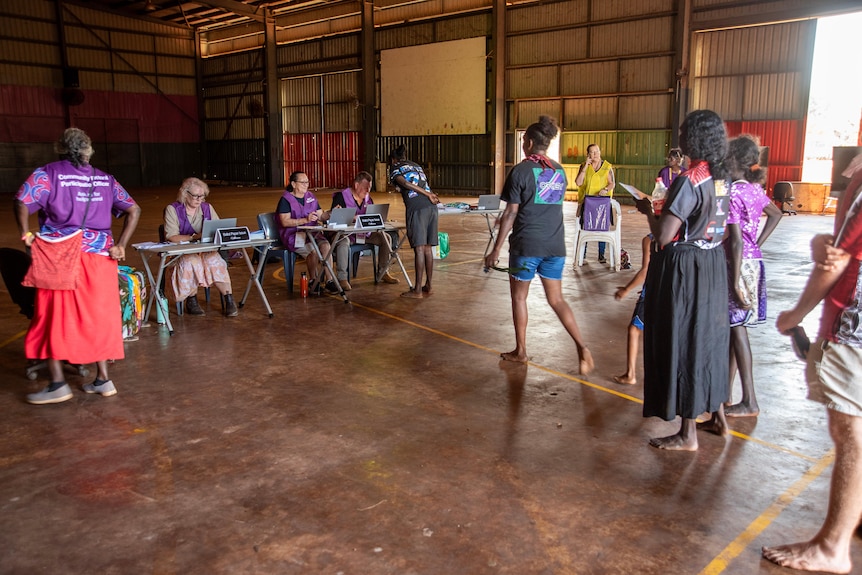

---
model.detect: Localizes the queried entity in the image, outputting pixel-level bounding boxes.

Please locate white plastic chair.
[573,199,622,271]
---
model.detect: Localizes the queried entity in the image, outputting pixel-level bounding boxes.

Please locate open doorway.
[801,11,862,183]
[513,130,560,164]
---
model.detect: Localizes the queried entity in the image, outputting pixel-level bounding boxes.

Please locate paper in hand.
[619,183,644,200]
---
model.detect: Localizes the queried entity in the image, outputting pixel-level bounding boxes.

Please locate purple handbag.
[581,196,611,231]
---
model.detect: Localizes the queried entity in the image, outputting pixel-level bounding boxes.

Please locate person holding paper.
[633,109,730,451]
[276,171,338,295]
[164,177,238,316]
[330,171,399,290]
[575,144,615,263]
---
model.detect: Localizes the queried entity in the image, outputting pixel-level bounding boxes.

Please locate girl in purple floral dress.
[723,135,783,417]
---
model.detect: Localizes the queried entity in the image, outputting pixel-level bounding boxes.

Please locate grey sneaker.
[27,384,73,405]
[82,379,117,397]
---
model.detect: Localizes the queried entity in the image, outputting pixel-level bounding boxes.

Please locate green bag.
[433,231,449,260]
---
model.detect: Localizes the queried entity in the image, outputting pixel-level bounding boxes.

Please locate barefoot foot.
[649,434,698,451]
[501,350,529,363]
[762,542,852,574]
[725,402,760,418]
[422,284,434,297]
[613,374,637,385]
[578,347,594,375]
[401,289,424,299]
[696,417,729,436]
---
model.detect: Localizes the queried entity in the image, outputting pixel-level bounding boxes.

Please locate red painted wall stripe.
[0,84,198,144]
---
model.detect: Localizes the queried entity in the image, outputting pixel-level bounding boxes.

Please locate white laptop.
[476,194,501,210]
[327,207,356,227]
[366,203,390,220]
[200,218,237,243]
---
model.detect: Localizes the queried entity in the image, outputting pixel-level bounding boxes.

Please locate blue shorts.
[510,255,565,281]
[631,289,645,330]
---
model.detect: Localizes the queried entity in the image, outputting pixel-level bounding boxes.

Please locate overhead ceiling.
[75,0,352,32]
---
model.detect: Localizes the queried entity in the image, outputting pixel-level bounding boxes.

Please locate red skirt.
[25,252,124,364]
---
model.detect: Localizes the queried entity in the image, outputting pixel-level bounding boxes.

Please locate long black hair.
[680,110,728,181]
[726,134,767,185]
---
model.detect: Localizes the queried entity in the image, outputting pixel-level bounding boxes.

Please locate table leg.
[483,213,498,258]
[306,232,349,302]
[238,245,273,317]
[153,253,174,335]
[139,250,158,324]
[384,228,413,289]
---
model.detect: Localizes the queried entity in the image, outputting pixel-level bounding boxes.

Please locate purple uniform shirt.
[16,160,136,254]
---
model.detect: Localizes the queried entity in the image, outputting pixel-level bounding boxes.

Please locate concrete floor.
[0,185,859,574]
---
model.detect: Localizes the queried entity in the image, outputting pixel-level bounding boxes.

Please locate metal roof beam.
[195,0,266,22]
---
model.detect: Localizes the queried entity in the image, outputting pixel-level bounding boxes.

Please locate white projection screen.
[380,37,486,136]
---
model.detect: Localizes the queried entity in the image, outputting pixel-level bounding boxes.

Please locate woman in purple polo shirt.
[163,177,238,317]
[14,128,141,405]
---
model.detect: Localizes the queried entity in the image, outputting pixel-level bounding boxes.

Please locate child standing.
[613,233,653,385]
[723,134,782,417]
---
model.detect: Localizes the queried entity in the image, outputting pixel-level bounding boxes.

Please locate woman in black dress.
[635,109,731,451]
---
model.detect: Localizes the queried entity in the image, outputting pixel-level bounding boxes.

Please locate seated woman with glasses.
[163,177,238,316]
[276,171,339,295]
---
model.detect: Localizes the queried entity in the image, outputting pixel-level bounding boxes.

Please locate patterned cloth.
[725,180,771,328]
[728,259,767,327]
[726,180,771,259]
[821,171,862,347]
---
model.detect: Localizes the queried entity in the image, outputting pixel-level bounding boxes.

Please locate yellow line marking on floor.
[0,331,26,349]
[698,449,835,575]
[349,301,815,462]
[435,257,485,269]
[349,301,502,356]
[726,430,819,463]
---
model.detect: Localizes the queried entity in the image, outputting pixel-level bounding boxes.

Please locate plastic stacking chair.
[256,212,297,293]
[158,224,213,314]
[573,199,622,271]
[347,242,378,282]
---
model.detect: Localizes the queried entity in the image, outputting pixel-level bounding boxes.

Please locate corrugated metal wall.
[0,0,199,189]
[691,19,816,192]
[201,51,267,184]
[1,0,845,193]
[507,0,676,194]
[280,71,363,188]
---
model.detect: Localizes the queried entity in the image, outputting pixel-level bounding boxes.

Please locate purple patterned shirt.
[726,180,770,259]
[16,160,136,254]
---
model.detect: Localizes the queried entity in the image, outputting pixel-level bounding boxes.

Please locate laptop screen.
[328,208,356,226]
[200,218,237,243]
[477,195,501,210]
[366,203,389,220]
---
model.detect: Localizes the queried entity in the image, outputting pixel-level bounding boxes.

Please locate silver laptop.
[200,218,237,243]
[477,194,501,210]
[366,203,389,220]
[328,207,356,227]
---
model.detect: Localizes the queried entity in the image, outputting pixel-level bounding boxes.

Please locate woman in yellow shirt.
[575,143,615,263]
